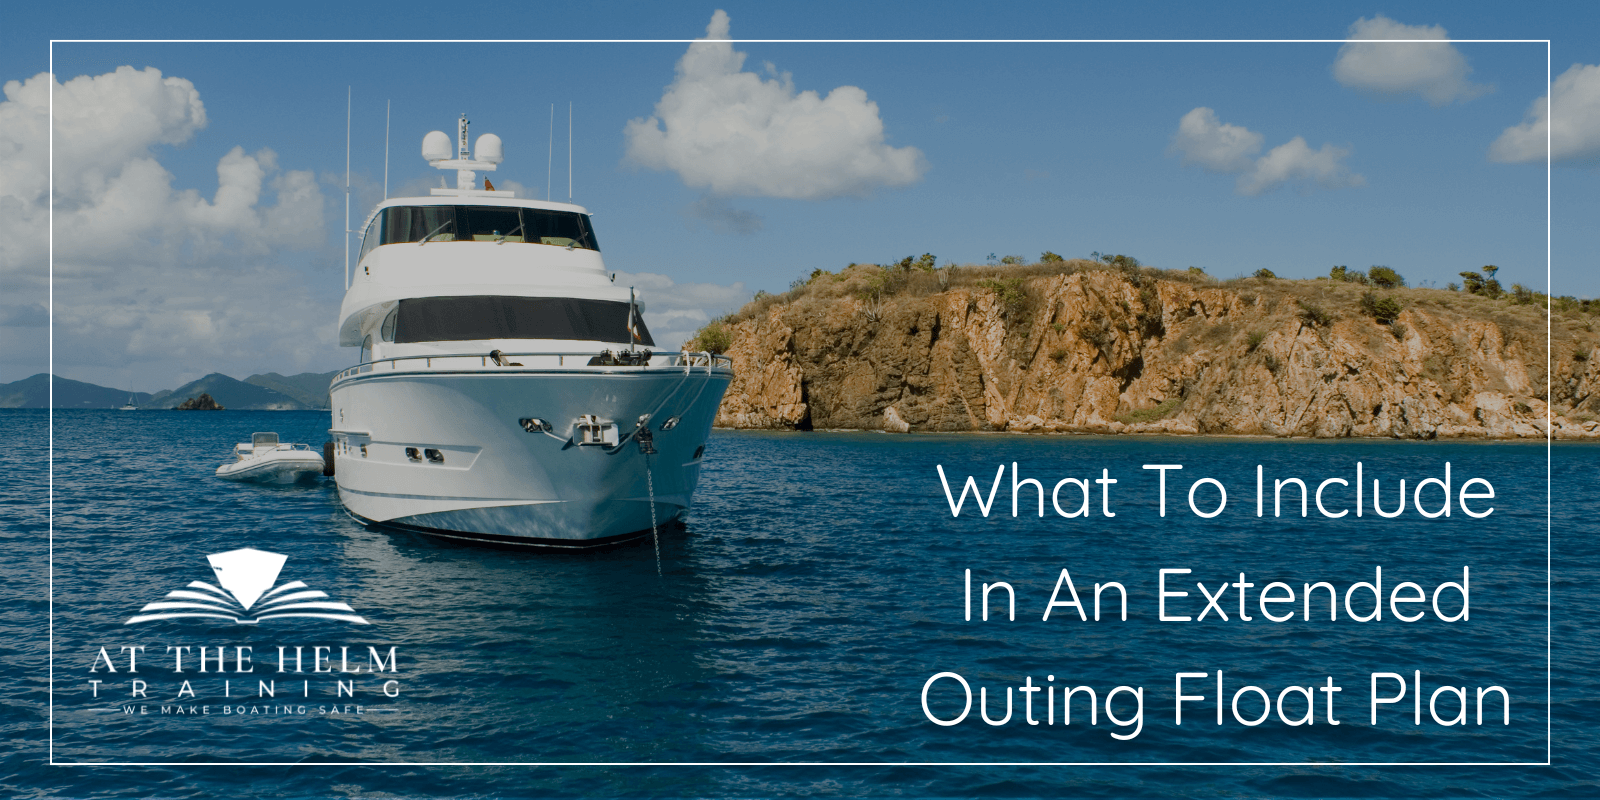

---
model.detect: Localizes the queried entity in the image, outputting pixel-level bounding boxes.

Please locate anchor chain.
[638,419,661,575]
[646,451,660,576]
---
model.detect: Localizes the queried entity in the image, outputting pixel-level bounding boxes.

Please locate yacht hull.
[328,366,730,548]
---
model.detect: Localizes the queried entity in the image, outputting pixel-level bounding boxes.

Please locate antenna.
[547,103,554,201]
[383,99,390,200]
[343,86,351,291]
[568,101,573,202]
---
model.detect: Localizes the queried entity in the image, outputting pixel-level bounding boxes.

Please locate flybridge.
[423,113,512,198]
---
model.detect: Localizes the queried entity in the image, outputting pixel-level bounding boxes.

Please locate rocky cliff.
[711,265,1600,439]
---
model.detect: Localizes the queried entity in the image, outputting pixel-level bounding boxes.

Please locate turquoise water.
[3,410,1595,796]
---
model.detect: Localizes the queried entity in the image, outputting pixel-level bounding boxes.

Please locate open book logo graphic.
[126,548,369,625]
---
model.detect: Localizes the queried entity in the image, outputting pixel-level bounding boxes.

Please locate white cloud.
[624,9,926,200]
[613,270,750,350]
[1237,137,1365,196]
[1333,15,1490,106]
[1489,63,1600,165]
[1168,107,1264,172]
[0,67,333,390]
[1169,108,1364,196]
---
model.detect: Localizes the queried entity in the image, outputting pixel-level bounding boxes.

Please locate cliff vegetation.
[692,254,1600,439]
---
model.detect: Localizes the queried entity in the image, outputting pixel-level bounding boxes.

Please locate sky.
[2,1,1598,393]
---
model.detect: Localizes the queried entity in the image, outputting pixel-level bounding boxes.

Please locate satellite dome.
[422,130,452,162]
[474,133,503,164]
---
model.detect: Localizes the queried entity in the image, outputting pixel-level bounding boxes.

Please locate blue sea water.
[3,409,1597,797]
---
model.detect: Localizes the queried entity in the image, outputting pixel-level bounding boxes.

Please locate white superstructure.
[328,115,732,547]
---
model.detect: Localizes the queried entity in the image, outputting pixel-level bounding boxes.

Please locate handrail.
[332,350,732,384]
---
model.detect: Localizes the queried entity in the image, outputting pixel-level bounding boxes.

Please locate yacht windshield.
[374,205,599,251]
[393,296,651,346]
[385,206,457,244]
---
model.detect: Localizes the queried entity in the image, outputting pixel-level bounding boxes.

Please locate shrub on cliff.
[1115,397,1181,425]
[1040,251,1064,264]
[1479,266,1504,299]
[1459,266,1508,299]
[889,254,938,273]
[1077,318,1113,355]
[1298,301,1333,328]
[1089,253,1146,286]
[978,277,1029,317]
[1368,266,1406,288]
[1359,292,1403,323]
[1091,252,1140,268]
[688,321,733,354]
[1253,268,1277,279]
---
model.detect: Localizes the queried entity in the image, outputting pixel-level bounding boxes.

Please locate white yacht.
[327,115,732,548]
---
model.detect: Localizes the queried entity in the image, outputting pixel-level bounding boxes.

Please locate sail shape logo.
[126,548,369,625]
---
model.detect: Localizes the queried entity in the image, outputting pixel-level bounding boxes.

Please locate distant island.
[691,255,1598,440]
[175,393,224,410]
[0,370,339,411]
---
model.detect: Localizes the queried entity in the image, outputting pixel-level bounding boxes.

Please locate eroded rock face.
[714,271,1600,439]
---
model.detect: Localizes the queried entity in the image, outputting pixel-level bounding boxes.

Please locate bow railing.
[333,350,732,384]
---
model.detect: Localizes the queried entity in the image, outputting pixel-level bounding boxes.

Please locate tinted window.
[358,215,381,262]
[521,208,599,250]
[460,206,523,242]
[382,206,457,244]
[376,206,598,251]
[394,296,652,346]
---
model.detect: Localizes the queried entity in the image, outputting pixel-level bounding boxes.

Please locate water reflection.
[338,516,721,763]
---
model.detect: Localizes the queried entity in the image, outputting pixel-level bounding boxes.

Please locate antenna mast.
[343,86,351,291]
[383,99,390,200]
[547,103,554,201]
[568,101,573,202]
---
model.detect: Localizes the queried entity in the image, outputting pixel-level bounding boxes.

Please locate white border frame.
[46,35,1554,768]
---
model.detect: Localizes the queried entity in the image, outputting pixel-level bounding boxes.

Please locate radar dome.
[474,133,503,164]
[422,130,452,161]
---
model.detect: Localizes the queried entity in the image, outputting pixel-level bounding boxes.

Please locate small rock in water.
[175,392,224,410]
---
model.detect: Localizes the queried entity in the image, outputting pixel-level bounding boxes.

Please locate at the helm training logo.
[126,548,368,625]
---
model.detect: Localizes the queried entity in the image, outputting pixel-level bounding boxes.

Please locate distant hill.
[244,371,337,409]
[143,373,311,410]
[0,374,151,409]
